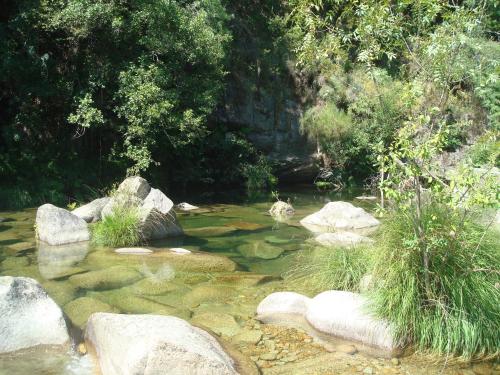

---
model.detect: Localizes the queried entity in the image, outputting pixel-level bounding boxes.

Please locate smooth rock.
[186,226,238,237]
[72,197,111,223]
[41,281,77,306]
[225,221,265,230]
[116,176,151,200]
[36,204,90,245]
[127,277,181,296]
[256,292,311,319]
[237,241,284,260]
[91,290,180,315]
[37,241,89,280]
[306,291,396,351]
[177,202,199,211]
[214,272,279,287]
[85,313,238,375]
[269,200,295,217]
[64,297,117,328]
[1,257,29,269]
[336,344,358,355]
[191,312,241,337]
[115,247,153,254]
[300,201,380,233]
[0,276,69,353]
[69,266,142,290]
[138,206,183,240]
[169,247,191,254]
[314,231,374,247]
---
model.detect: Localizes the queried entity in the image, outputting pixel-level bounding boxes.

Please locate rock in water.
[72,197,111,223]
[116,176,151,200]
[269,200,295,217]
[140,188,183,239]
[85,313,238,375]
[256,292,311,319]
[306,291,396,351]
[314,231,374,247]
[177,202,199,211]
[237,241,284,259]
[36,204,90,245]
[300,201,380,233]
[0,276,70,353]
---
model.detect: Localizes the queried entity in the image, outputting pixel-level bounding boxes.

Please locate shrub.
[369,205,500,359]
[468,132,500,168]
[242,156,277,193]
[92,206,143,247]
[286,244,372,295]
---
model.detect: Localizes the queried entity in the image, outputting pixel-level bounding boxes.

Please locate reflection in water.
[37,241,89,280]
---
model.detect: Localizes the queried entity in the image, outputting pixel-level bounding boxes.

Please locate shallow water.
[0,187,495,374]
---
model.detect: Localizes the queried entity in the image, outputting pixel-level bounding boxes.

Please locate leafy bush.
[242,156,277,192]
[468,132,500,167]
[370,205,500,359]
[92,206,143,247]
[286,244,372,295]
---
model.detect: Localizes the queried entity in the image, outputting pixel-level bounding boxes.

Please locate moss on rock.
[64,296,117,328]
[69,265,142,290]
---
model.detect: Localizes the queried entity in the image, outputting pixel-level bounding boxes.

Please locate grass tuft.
[91,206,143,247]
[285,243,372,295]
[369,205,500,360]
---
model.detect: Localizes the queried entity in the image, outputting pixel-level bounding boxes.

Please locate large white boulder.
[36,204,90,245]
[72,197,111,223]
[256,292,311,319]
[300,201,380,233]
[85,313,238,375]
[0,276,70,353]
[314,231,374,247]
[256,290,397,351]
[306,291,395,351]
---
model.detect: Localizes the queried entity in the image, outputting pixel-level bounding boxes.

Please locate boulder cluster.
[36,176,183,246]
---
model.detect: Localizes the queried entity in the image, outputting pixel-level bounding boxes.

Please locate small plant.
[91,205,143,247]
[67,201,78,210]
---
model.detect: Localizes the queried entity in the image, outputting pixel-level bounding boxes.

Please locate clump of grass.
[92,206,143,247]
[285,243,372,295]
[369,205,500,360]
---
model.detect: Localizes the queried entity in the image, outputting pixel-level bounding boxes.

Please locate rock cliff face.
[216,80,318,183]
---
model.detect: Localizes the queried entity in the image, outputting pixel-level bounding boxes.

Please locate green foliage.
[92,206,143,248]
[242,156,277,193]
[370,206,500,359]
[468,131,500,167]
[286,244,371,295]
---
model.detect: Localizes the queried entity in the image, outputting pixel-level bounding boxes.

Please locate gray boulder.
[0,276,70,353]
[116,176,151,200]
[72,197,111,223]
[36,204,90,245]
[139,188,183,240]
[85,313,238,375]
[300,201,380,233]
[257,292,310,319]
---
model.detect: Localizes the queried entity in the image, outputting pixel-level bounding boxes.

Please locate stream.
[0,187,495,375]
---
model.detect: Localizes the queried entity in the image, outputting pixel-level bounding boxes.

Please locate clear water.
[0,187,489,374]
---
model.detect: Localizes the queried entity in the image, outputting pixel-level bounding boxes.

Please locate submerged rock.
[300,201,380,233]
[0,276,70,353]
[36,204,90,245]
[115,247,153,254]
[313,231,374,247]
[186,226,239,237]
[85,313,239,375]
[64,296,117,328]
[237,241,284,260]
[183,284,236,308]
[72,197,111,223]
[177,202,199,211]
[191,312,241,337]
[69,265,142,290]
